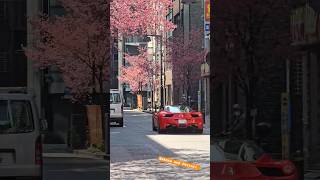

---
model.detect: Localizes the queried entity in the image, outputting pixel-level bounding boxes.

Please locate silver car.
[0,93,43,179]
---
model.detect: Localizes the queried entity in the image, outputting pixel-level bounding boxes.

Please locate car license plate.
[178,119,187,124]
[0,153,14,165]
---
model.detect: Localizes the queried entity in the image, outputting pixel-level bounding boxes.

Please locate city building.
[1,0,91,148]
[291,0,320,170]
[211,0,290,156]
[200,0,210,116]
[169,0,204,108]
[0,0,27,88]
[0,0,44,125]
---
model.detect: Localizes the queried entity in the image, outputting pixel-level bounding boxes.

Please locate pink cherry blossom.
[24,0,109,100]
[119,48,160,94]
[111,0,176,36]
[24,0,174,100]
[166,28,207,90]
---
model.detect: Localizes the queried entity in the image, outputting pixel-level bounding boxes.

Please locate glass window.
[0,100,10,128]
[168,106,191,113]
[242,144,264,161]
[110,93,121,104]
[224,140,242,155]
[0,52,8,72]
[211,144,226,162]
[0,100,34,134]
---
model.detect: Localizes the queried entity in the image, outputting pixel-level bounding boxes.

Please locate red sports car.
[211,139,298,180]
[152,105,203,134]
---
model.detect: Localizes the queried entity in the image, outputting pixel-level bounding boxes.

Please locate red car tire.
[196,128,203,134]
[152,118,157,131]
[158,122,166,134]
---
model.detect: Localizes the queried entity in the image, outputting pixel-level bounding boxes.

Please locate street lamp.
[144,34,165,110]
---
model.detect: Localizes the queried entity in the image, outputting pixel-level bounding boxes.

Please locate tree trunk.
[245,49,255,139]
[245,90,254,139]
[98,73,108,154]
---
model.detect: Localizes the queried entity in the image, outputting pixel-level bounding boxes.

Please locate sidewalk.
[204,114,210,134]
[305,170,320,180]
[43,144,107,160]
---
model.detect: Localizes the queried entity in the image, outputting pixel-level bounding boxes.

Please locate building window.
[174,14,180,25]
[49,0,65,16]
[0,52,8,72]
[0,2,7,20]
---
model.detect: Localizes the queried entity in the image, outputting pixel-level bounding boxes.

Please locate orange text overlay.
[158,156,201,171]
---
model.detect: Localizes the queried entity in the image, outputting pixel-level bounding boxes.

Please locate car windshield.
[211,144,226,162]
[168,106,191,113]
[241,143,264,161]
[0,100,34,134]
[110,93,121,104]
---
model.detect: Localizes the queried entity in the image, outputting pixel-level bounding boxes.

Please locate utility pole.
[159,35,164,109]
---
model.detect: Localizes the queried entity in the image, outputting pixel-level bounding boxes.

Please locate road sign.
[205,23,210,31]
[204,21,210,38]
[205,0,210,22]
[204,0,210,40]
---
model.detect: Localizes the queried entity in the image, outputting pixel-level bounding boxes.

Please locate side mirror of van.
[40,118,48,132]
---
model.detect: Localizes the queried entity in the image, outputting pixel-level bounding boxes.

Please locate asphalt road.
[110,110,210,179]
[43,157,109,180]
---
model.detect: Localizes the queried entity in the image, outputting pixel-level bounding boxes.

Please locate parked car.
[152,105,203,134]
[110,89,124,127]
[211,138,298,180]
[0,92,45,180]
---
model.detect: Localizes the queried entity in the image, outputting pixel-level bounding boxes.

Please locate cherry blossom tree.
[24,0,110,150]
[119,48,160,94]
[211,0,291,138]
[167,28,207,104]
[111,0,175,110]
[111,0,176,36]
[24,0,109,101]
[25,0,175,100]
[23,0,175,150]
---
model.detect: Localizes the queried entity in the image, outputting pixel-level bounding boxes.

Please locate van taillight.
[35,136,43,165]
[121,105,123,112]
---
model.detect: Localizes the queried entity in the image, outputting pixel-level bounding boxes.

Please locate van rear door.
[0,100,39,167]
[110,92,122,117]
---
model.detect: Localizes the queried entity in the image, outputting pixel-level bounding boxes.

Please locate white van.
[0,93,44,179]
[110,89,124,127]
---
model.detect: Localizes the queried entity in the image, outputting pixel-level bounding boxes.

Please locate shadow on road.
[110,111,210,179]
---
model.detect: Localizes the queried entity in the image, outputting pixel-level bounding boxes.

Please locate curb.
[43,153,98,159]
[73,150,107,160]
[43,144,72,153]
[43,151,106,160]
[143,110,154,114]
